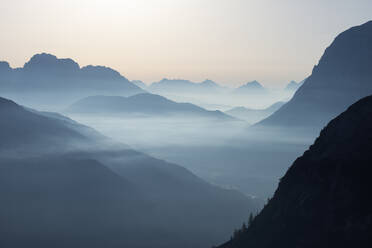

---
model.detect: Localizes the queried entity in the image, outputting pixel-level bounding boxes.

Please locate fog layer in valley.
[66,113,312,198]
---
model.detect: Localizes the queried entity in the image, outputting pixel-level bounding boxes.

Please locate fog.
[148,88,295,111]
[66,112,314,198]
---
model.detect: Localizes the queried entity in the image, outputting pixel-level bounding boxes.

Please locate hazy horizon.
[1,0,372,87]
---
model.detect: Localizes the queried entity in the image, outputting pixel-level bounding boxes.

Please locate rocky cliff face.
[219,95,372,248]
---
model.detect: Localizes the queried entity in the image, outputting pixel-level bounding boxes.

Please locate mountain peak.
[284,80,300,91]
[200,79,218,87]
[258,20,372,129]
[243,80,262,87]
[23,53,80,72]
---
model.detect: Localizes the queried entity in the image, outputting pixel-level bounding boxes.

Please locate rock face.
[259,21,372,129]
[218,95,372,248]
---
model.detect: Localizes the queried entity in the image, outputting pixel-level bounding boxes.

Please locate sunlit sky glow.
[1,0,371,87]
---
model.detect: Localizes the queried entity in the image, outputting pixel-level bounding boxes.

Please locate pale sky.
[1,0,371,87]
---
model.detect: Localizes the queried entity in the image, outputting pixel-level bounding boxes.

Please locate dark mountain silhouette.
[67,93,235,120]
[149,78,224,94]
[259,21,372,130]
[225,101,285,123]
[0,96,258,248]
[234,81,267,94]
[218,95,372,248]
[0,53,144,108]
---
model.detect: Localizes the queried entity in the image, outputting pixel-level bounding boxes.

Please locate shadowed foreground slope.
[218,95,372,248]
[0,96,259,248]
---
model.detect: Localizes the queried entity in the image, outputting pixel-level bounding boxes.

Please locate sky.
[1,0,371,87]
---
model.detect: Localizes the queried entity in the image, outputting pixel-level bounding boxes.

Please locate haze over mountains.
[218,95,372,248]
[284,80,304,91]
[67,93,234,120]
[225,101,285,124]
[1,15,371,248]
[0,53,144,109]
[149,78,224,94]
[233,81,267,95]
[0,96,260,248]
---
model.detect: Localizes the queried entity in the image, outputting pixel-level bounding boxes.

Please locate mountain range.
[0,53,144,108]
[218,95,372,248]
[149,78,224,94]
[67,93,235,120]
[0,96,259,248]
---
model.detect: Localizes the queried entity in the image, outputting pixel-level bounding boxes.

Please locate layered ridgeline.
[218,95,372,248]
[0,96,260,248]
[284,80,304,91]
[258,21,372,131]
[225,101,285,124]
[0,53,144,108]
[233,81,267,95]
[149,78,224,94]
[67,93,235,120]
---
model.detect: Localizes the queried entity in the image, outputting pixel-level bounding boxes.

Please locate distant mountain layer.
[149,78,224,94]
[259,21,372,130]
[234,81,267,94]
[284,80,303,91]
[67,93,235,120]
[218,95,372,248]
[132,80,147,89]
[0,96,257,248]
[225,101,285,123]
[0,53,143,96]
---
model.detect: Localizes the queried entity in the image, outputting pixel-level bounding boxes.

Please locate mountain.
[258,21,372,131]
[217,95,372,248]
[284,80,303,91]
[225,101,285,123]
[67,93,235,120]
[132,80,147,89]
[0,53,144,108]
[0,96,258,248]
[149,78,223,94]
[234,81,267,94]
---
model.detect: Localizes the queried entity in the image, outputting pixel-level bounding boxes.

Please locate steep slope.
[218,95,372,248]
[0,157,145,248]
[67,93,235,120]
[0,96,258,248]
[226,101,285,123]
[259,21,372,130]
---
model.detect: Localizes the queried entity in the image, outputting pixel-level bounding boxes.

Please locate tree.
[248,212,254,227]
